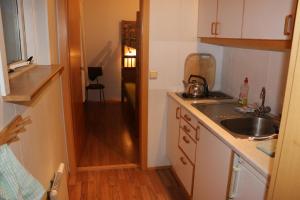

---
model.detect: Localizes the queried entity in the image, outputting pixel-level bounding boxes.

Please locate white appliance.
[228,154,268,200]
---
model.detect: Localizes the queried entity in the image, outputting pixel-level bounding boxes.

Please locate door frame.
[57,0,149,179]
[139,0,149,170]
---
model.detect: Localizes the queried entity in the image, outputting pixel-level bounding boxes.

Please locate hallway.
[79,101,139,167]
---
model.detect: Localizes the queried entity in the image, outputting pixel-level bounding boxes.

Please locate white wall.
[83,0,139,101]
[148,0,199,167]
[221,47,290,115]
[8,76,69,197]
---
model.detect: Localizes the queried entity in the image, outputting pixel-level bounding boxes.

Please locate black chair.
[86,67,105,102]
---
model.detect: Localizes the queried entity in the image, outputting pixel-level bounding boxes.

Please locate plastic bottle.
[238,77,249,106]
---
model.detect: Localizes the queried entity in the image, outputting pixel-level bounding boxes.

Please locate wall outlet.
[149,71,158,80]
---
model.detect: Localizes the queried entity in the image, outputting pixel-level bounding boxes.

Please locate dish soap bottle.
[238,77,249,106]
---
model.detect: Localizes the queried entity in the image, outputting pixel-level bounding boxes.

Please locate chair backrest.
[88,67,103,81]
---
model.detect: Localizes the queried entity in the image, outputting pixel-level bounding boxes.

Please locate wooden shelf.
[199,37,292,51]
[3,65,63,102]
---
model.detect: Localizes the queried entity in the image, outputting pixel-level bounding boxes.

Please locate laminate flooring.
[68,168,189,200]
[79,101,139,167]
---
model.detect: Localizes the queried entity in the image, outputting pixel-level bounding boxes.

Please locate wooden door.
[197,0,218,37]
[243,0,298,40]
[216,0,244,38]
[67,0,86,163]
[268,1,300,198]
[193,125,232,200]
[166,97,180,166]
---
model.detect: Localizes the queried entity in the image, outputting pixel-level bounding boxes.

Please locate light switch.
[149,71,158,80]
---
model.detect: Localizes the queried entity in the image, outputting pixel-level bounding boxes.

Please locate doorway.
[78,0,142,169]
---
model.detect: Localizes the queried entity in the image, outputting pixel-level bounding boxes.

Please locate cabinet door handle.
[211,22,216,35]
[196,127,200,141]
[180,157,187,165]
[176,107,180,119]
[183,125,191,133]
[229,165,241,199]
[215,22,220,35]
[182,135,190,144]
[284,15,293,36]
[184,114,191,122]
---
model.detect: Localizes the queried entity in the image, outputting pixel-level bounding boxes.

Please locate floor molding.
[77,163,139,172]
[147,165,172,170]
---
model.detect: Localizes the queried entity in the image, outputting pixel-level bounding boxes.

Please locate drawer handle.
[176,107,180,119]
[182,135,190,144]
[184,114,191,122]
[183,125,190,133]
[284,14,293,35]
[180,157,187,165]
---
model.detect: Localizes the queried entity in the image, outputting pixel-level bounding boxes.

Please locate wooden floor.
[79,101,139,167]
[68,168,189,200]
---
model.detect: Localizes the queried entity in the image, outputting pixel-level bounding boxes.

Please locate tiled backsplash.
[221,47,290,115]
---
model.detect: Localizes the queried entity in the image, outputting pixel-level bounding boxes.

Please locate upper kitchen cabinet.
[216,0,244,38]
[198,0,244,38]
[198,0,218,37]
[242,0,298,40]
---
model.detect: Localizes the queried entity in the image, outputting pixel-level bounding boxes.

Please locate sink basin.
[220,117,277,137]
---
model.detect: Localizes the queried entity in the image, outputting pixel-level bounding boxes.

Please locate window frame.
[0,0,27,95]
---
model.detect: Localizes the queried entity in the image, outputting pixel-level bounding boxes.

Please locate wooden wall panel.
[139,0,149,169]
[268,1,300,199]
[67,0,86,164]
[57,0,86,180]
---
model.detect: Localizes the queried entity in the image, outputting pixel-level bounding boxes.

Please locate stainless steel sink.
[220,117,277,137]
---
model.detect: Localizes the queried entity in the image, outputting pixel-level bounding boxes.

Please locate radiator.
[48,163,69,200]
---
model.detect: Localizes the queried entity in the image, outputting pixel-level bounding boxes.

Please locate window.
[0,0,26,95]
[0,0,26,64]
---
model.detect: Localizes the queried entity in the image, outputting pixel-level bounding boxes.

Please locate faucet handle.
[260,87,266,99]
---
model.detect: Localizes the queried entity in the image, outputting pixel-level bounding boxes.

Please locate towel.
[0,144,45,200]
[256,139,277,157]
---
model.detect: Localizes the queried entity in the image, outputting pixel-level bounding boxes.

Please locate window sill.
[2,65,63,102]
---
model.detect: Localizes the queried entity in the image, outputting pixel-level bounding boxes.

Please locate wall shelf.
[199,37,292,52]
[2,65,63,102]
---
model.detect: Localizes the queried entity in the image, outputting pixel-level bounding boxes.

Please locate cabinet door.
[193,125,233,200]
[198,0,218,37]
[216,0,244,38]
[243,0,298,40]
[166,97,180,166]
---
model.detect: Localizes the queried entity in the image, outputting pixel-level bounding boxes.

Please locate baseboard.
[77,163,138,172]
[147,165,172,170]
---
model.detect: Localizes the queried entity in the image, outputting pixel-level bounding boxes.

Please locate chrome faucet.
[255,87,271,117]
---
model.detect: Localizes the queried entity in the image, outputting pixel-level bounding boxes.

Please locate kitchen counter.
[168,92,274,179]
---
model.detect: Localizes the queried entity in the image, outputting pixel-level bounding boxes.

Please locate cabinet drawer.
[179,129,196,163]
[180,119,198,141]
[181,107,198,128]
[174,149,194,195]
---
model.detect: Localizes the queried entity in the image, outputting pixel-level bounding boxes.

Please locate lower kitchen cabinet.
[228,154,268,200]
[166,96,269,200]
[193,124,233,200]
[166,97,180,166]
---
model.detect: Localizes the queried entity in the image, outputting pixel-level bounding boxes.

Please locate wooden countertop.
[3,65,63,102]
